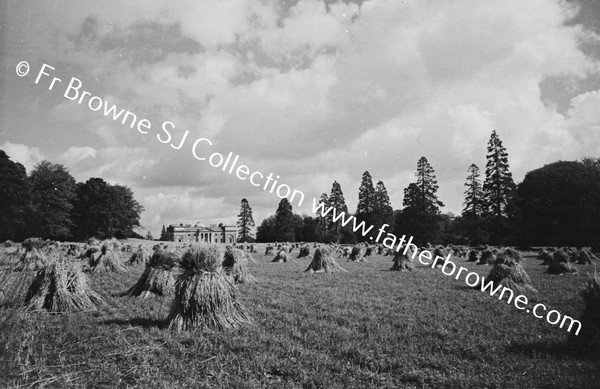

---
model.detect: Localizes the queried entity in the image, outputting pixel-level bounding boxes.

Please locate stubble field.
[0,242,598,388]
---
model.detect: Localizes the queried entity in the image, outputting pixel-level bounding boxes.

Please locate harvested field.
[0,242,599,387]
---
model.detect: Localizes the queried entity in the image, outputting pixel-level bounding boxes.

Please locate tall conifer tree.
[483,130,515,219]
[237,198,255,243]
[327,181,348,242]
[396,157,444,244]
[462,164,484,244]
[482,130,515,243]
[315,192,329,242]
[355,171,375,241]
[373,180,393,230]
[414,156,444,214]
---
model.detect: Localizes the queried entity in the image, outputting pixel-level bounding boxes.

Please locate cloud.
[4,0,600,236]
[563,89,600,156]
[1,142,45,172]
[58,146,97,166]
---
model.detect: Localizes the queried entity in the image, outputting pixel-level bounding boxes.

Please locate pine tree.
[237,198,255,243]
[402,183,422,211]
[355,171,376,241]
[327,181,348,242]
[482,130,515,243]
[396,157,444,245]
[373,180,393,230]
[315,193,329,242]
[414,156,444,214]
[274,198,295,242]
[483,130,515,219]
[462,164,484,244]
[160,225,167,241]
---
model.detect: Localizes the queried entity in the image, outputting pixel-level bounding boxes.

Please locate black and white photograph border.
[1,0,600,387]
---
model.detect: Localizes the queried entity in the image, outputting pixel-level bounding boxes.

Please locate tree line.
[0,150,144,241]
[251,130,600,248]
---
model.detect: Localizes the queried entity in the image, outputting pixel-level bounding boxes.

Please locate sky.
[1,0,600,236]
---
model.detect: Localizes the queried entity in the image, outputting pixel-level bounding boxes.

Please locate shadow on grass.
[100,317,165,329]
[457,285,479,291]
[506,340,600,360]
[506,340,567,357]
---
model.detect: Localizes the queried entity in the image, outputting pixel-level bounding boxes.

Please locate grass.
[0,244,599,388]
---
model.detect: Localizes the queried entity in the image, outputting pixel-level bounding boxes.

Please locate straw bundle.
[21,238,46,251]
[494,248,523,265]
[538,249,553,265]
[79,245,100,260]
[566,248,581,263]
[88,243,125,273]
[265,245,273,256]
[348,245,363,261]
[87,237,101,246]
[390,250,416,272]
[484,258,537,295]
[577,249,599,265]
[102,238,121,252]
[127,246,150,266]
[547,249,578,274]
[121,250,176,298]
[454,247,468,258]
[65,244,80,257]
[478,249,496,265]
[305,247,347,274]
[242,250,256,263]
[272,249,294,263]
[223,248,256,284]
[14,247,49,272]
[297,245,310,259]
[568,271,600,353]
[24,259,104,312]
[166,244,252,331]
[467,250,479,262]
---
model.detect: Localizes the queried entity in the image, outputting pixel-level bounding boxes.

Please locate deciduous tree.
[28,161,77,240]
[516,160,600,247]
[274,198,295,242]
[72,178,143,239]
[0,150,30,241]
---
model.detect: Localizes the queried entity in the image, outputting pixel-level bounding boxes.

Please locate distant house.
[166,222,237,244]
